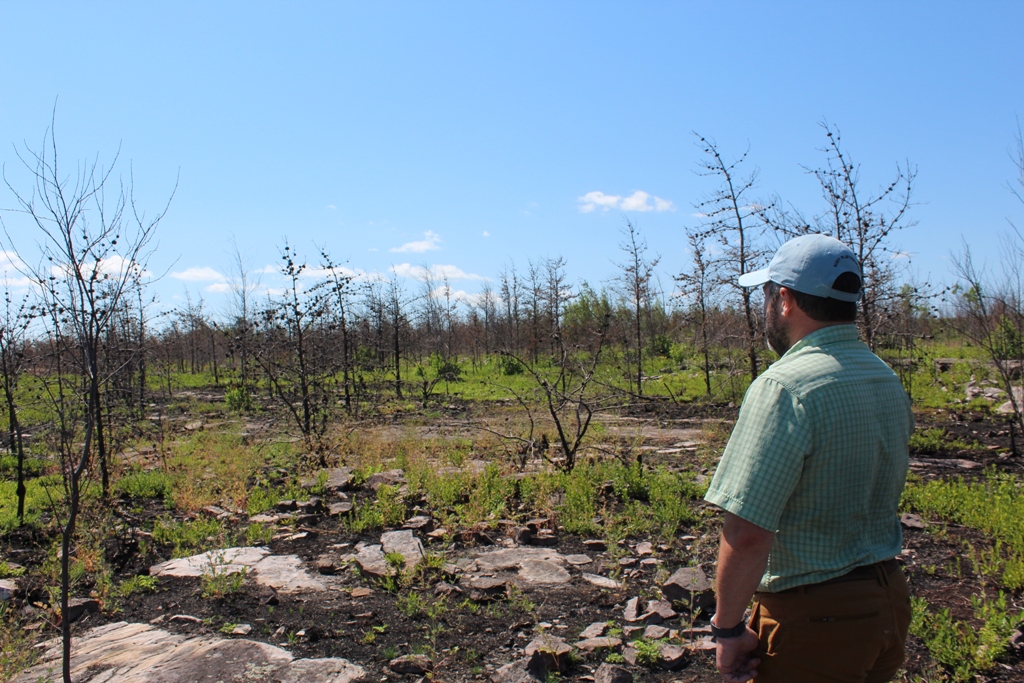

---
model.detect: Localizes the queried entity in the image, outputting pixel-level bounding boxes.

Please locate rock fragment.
[661,566,716,613]
[574,636,622,652]
[594,663,633,683]
[578,622,608,639]
[389,654,432,674]
[582,573,623,590]
[525,634,573,672]
[490,651,547,683]
[380,529,425,569]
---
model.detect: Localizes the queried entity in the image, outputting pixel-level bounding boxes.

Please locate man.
[704,234,914,683]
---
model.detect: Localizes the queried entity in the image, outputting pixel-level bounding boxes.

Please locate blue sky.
[1,1,1022,315]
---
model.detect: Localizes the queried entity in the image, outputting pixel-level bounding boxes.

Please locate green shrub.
[117,468,174,500]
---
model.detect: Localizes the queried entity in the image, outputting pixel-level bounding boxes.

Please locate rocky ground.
[6,396,1024,682]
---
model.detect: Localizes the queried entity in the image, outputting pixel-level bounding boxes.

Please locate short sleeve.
[704,377,811,532]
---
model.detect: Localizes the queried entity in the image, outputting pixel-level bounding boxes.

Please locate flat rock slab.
[13,621,364,683]
[254,554,326,593]
[380,529,425,569]
[150,547,270,578]
[517,559,571,586]
[150,548,325,594]
[355,544,389,578]
[472,547,577,588]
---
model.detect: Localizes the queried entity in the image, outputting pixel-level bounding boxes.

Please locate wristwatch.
[710,618,747,640]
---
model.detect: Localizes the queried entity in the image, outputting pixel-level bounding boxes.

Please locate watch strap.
[710,619,747,640]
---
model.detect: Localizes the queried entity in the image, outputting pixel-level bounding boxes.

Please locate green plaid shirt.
[705,325,913,592]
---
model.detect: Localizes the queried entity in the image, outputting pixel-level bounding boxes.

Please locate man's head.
[742,234,862,353]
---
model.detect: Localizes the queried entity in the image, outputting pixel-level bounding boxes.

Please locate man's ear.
[777,287,797,317]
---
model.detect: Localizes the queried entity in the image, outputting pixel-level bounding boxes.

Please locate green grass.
[152,516,231,558]
[910,593,1018,682]
[903,469,1024,589]
[0,474,64,532]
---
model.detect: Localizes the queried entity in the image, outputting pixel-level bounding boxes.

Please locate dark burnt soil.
[7,406,1024,682]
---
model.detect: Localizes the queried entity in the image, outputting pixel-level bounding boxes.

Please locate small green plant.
[0,561,26,579]
[631,637,665,667]
[397,591,427,618]
[201,555,247,598]
[152,516,228,558]
[910,593,1019,682]
[219,622,238,634]
[225,385,254,413]
[381,645,400,660]
[115,574,159,598]
[604,652,626,664]
[245,523,274,546]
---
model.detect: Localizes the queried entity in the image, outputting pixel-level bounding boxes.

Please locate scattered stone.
[661,566,716,613]
[525,518,550,531]
[512,526,535,545]
[563,554,593,566]
[389,654,433,675]
[582,573,623,590]
[643,625,670,640]
[260,586,280,605]
[635,541,653,556]
[65,598,101,623]
[12,621,365,683]
[328,502,353,516]
[202,505,231,518]
[622,645,637,665]
[0,579,16,602]
[639,558,661,568]
[366,469,405,491]
[249,513,286,524]
[403,515,434,532]
[622,626,644,637]
[525,634,573,672]
[579,622,608,639]
[316,554,340,574]
[434,581,463,597]
[594,663,633,683]
[427,527,449,539]
[583,539,607,551]
[1011,627,1024,654]
[530,530,558,547]
[150,547,270,578]
[686,635,717,651]
[184,420,203,431]
[517,559,571,586]
[618,557,637,567]
[470,576,509,601]
[623,597,642,622]
[900,513,927,529]
[350,587,373,598]
[355,544,388,578]
[380,529,425,569]
[645,600,678,622]
[276,499,298,512]
[490,651,547,683]
[909,457,983,470]
[325,467,354,493]
[169,614,202,624]
[231,624,252,635]
[658,644,688,669]
[297,497,324,514]
[574,637,622,652]
[253,555,326,593]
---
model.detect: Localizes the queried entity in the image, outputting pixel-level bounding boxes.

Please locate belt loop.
[875,562,889,587]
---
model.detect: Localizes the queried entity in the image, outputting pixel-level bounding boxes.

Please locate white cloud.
[578,191,621,213]
[391,263,486,282]
[579,190,673,213]
[0,251,32,288]
[327,204,336,210]
[171,266,226,282]
[390,230,442,253]
[205,282,231,293]
[482,231,491,237]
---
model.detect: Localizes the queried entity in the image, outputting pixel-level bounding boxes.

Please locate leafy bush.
[225,385,254,413]
[497,354,524,376]
[117,468,173,500]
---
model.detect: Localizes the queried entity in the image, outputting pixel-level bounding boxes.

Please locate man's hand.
[716,626,761,682]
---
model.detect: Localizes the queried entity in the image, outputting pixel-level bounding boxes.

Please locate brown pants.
[749,562,912,683]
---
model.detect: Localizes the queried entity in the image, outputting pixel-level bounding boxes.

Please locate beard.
[765,293,792,355]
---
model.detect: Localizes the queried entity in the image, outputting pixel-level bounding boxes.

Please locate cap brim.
[738,269,770,288]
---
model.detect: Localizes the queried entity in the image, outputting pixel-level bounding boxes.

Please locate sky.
[1,1,1022,318]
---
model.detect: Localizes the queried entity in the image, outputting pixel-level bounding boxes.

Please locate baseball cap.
[738,234,862,302]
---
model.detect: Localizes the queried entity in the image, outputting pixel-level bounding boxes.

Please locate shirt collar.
[781,324,860,359]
